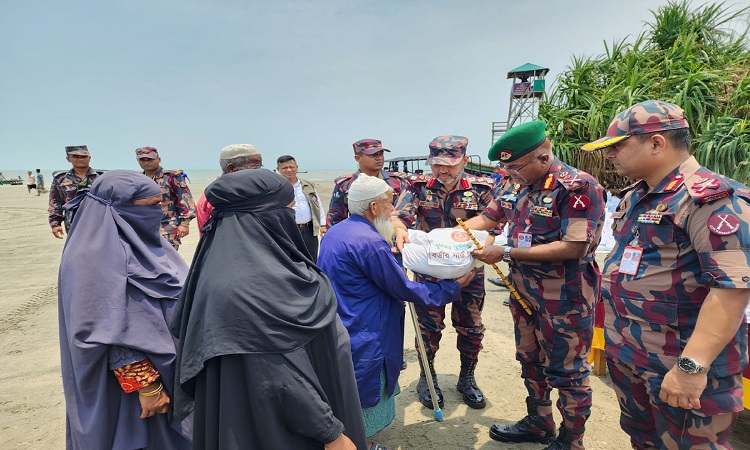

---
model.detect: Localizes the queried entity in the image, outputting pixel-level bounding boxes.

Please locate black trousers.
[298,223,319,263]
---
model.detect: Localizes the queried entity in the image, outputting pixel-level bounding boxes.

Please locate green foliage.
[541,0,750,190]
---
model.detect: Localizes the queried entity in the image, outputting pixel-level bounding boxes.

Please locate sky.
[2,0,749,172]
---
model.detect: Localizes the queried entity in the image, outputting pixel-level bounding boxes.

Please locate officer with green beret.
[461,120,606,450]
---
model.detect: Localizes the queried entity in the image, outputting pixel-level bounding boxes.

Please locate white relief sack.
[402,228,489,279]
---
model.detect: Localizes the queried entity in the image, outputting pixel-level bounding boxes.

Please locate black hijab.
[171,169,338,387]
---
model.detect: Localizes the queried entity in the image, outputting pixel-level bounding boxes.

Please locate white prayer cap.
[348,174,390,202]
[220,144,260,160]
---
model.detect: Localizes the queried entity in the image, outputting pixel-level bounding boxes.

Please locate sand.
[0,180,747,449]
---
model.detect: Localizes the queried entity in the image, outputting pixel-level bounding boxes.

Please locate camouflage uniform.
[49,168,100,231]
[602,159,750,449]
[146,167,196,250]
[582,100,750,449]
[483,159,606,436]
[396,172,497,359]
[327,169,409,227]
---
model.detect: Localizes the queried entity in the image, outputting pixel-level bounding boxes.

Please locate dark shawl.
[171,169,366,449]
[58,170,192,450]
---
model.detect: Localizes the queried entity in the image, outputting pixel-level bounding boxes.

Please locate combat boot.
[455,354,486,409]
[543,425,586,450]
[489,396,555,444]
[416,358,443,408]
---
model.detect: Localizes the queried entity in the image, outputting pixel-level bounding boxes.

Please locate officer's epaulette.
[408,174,429,183]
[163,169,183,176]
[686,170,734,205]
[466,175,495,187]
[53,170,69,179]
[618,181,640,198]
[334,174,354,185]
[388,171,408,179]
[554,171,588,191]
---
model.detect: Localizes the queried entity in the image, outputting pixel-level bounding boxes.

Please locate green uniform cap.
[489,120,547,162]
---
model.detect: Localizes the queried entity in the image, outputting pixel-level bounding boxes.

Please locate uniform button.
[743,276,750,282]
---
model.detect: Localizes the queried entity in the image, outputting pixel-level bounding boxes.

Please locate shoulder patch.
[408,174,428,183]
[388,171,407,179]
[468,176,495,187]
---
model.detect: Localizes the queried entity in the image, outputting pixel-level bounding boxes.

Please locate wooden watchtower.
[491,63,549,147]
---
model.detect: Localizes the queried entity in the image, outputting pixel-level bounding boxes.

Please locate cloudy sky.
[2,0,749,171]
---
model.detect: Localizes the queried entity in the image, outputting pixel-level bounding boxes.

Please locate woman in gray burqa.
[58,170,192,449]
[171,169,367,450]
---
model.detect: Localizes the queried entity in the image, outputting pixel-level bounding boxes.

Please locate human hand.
[178,225,190,238]
[393,227,410,253]
[455,268,477,288]
[319,225,328,237]
[323,433,356,450]
[138,383,170,419]
[472,245,504,265]
[52,226,65,239]
[659,366,707,409]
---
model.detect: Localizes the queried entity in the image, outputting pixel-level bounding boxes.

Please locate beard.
[373,215,395,243]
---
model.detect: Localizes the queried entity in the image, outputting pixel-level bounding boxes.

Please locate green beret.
[489,120,547,162]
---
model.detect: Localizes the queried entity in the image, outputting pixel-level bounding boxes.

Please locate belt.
[297,221,312,228]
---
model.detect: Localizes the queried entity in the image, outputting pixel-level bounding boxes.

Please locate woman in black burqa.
[171,169,367,450]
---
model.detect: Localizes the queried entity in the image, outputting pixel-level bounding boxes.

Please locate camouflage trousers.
[414,268,485,360]
[510,298,594,430]
[607,358,743,450]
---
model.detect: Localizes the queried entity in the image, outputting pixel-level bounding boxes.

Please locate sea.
[0,168,354,184]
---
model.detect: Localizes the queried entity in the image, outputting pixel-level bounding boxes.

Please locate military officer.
[463,120,606,450]
[582,100,750,450]
[136,147,196,250]
[326,139,409,228]
[392,135,497,410]
[49,145,101,239]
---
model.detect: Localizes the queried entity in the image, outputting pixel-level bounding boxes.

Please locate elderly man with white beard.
[318,174,474,445]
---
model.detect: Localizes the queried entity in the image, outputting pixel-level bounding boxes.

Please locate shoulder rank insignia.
[542,173,555,190]
[664,174,684,191]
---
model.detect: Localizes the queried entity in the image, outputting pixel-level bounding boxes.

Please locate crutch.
[407,299,444,421]
[456,218,533,316]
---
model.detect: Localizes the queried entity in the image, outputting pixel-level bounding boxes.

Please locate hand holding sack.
[402,228,490,279]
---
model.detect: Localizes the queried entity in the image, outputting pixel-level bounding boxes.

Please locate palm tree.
[541,0,750,190]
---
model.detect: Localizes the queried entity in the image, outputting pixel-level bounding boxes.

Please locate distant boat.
[386,155,495,177]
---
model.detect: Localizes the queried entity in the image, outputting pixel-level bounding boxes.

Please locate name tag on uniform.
[611,211,625,219]
[500,201,513,210]
[619,245,643,275]
[517,232,532,248]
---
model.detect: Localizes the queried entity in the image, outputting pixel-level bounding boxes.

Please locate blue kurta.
[318,215,461,408]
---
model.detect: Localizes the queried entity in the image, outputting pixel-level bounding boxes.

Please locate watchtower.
[491,63,549,146]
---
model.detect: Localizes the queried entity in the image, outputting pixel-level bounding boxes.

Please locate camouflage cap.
[426,135,468,166]
[65,145,90,156]
[489,120,547,163]
[353,139,390,155]
[135,146,159,159]
[582,100,689,151]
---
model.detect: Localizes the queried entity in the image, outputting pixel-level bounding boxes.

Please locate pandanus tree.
[540,0,750,191]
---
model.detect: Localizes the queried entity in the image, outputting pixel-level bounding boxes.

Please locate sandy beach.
[0,179,748,449]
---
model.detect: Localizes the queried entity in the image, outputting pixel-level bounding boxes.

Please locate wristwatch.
[677,356,709,374]
[503,246,512,263]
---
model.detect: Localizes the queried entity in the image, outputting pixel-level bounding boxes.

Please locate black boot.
[542,425,585,450]
[489,397,555,444]
[456,354,486,409]
[416,358,443,409]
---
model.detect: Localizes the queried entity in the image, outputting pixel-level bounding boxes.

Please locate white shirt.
[292,180,325,225]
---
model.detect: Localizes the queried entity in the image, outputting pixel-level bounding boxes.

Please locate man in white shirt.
[277,155,327,262]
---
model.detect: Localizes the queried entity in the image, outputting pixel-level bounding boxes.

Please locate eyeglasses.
[499,155,541,173]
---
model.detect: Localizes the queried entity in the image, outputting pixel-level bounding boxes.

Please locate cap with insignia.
[427,135,468,166]
[353,139,390,155]
[581,100,689,151]
[135,146,159,160]
[489,120,547,162]
[65,145,90,156]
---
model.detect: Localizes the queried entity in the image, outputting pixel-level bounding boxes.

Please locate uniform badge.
[611,211,625,219]
[469,177,476,182]
[700,190,729,204]
[693,178,720,194]
[569,194,590,210]
[530,205,553,217]
[618,201,627,211]
[500,201,513,209]
[655,203,668,212]
[543,197,552,204]
[463,191,473,197]
[542,174,555,190]
[499,150,512,161]
[708,213,741,235]
[664,174,684,191]
[564,175,582,185]
[637,212,662,224]
[558,171,570,179]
